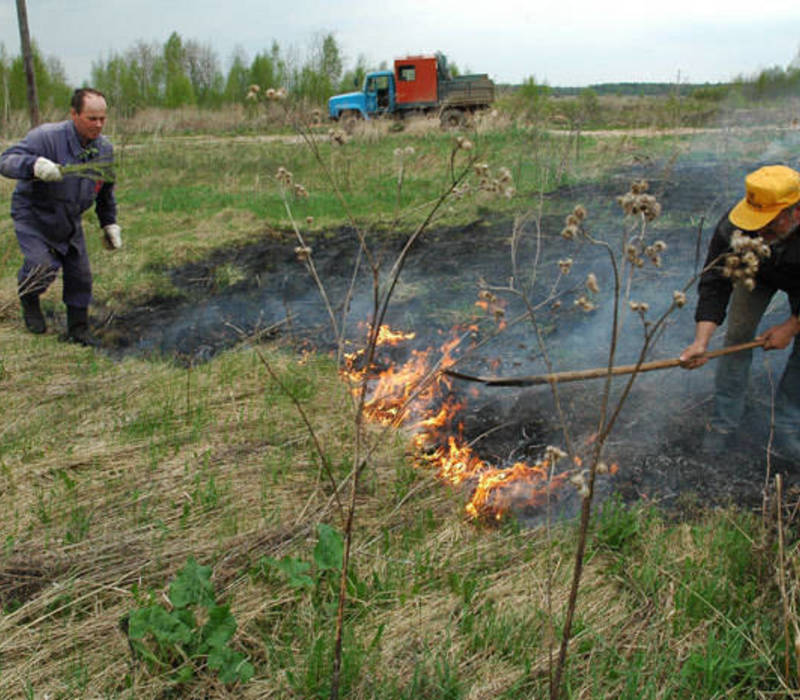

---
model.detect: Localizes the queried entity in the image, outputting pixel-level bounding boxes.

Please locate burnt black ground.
[96,153,800,517]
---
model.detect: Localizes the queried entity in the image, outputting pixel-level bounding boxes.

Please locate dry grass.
[0,323,370,696]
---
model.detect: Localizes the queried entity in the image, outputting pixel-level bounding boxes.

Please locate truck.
[327,53,495,128]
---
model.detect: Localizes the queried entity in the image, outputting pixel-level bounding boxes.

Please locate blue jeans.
[712,283,800,452]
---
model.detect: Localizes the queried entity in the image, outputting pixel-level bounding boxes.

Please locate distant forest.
[550,83,724,97]
[1,31,798,118]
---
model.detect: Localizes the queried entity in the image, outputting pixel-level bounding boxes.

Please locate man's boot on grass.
[20,293,46,334]
[64,305,101,347]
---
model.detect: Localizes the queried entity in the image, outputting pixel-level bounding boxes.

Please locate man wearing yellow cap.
[680,165,800,459]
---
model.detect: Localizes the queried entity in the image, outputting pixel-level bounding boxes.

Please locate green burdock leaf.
[128,605,194,646]
[172,664,195,684]
[201,604,237,650]
[267,556,314,589]
[169,556,215,609]
[207,646,255,684]
[314,523,344,572]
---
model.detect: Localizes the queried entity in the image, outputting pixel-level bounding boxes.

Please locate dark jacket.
[696,210,800,325]
[0,120,116,254]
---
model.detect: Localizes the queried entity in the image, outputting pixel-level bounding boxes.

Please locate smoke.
[104,133,800,511]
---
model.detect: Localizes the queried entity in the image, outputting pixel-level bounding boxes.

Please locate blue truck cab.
[328,70,395,121]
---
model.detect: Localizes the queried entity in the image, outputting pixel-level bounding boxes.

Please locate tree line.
[0,42,72,120]
[0,31,367,119]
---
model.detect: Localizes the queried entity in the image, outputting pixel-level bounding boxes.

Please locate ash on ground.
[93,154,800,519]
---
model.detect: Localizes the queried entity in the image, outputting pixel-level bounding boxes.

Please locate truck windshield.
[366,76,390,92]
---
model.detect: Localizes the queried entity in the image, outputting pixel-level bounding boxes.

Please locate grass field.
[1,104,799,698]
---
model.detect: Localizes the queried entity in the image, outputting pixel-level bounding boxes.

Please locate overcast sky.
[1,0,799,88]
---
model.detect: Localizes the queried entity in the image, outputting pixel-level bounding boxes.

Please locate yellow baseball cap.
[729,165,800,231]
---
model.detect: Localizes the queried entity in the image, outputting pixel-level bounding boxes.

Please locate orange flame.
[343,323,591,520]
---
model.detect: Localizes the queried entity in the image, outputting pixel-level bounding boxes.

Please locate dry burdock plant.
[459,172,741,698]
[270,102,527,698]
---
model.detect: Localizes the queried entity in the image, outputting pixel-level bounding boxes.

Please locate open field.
[1,107,800,698]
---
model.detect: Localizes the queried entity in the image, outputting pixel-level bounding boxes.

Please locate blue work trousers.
[16,231,92,308]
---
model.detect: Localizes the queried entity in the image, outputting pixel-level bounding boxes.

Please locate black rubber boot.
[64,306,101,347]
[20,294,46,334]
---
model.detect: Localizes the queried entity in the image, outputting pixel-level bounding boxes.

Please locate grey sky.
[1,0,799,87]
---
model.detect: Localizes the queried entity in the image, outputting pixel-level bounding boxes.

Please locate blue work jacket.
[0,120,116,254]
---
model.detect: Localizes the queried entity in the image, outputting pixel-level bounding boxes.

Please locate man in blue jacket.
[0,87,122,346]
[680,165,800,461]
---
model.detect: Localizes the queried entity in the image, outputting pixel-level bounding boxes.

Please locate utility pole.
[16,0,40,127]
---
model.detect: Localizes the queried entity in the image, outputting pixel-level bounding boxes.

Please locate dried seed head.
[673,290,687,307]
[545,445,568,463]
[456,136,474,150]
[569,471,586,487]
[294,245,312,261]
[306,216,314,225]
[497,166,513,183]
[573,204,587,220]
[569,470,590,498]
[585,272,600,294]
[561,224,578,240]
[276,166,293,186]
[618,182,661,220]
[558,258,574,274]
[453,182,471,199]
[328,128,348,145]
[741,251,758,266]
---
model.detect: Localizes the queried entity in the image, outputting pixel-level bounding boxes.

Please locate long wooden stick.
[443,339,764,387]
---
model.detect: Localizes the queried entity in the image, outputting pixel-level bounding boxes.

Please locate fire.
[342,323,581,520]
[376,325,416,345]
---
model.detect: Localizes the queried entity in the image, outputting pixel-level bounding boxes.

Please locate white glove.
[33,157,63,182]
[102,224,122,250]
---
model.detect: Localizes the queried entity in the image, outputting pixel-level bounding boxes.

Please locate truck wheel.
[440,109,465,129]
